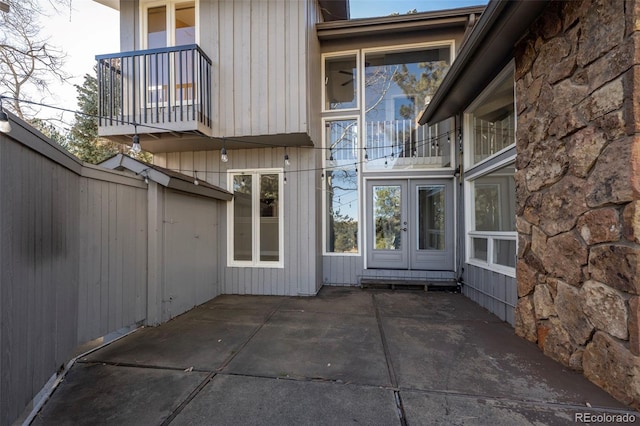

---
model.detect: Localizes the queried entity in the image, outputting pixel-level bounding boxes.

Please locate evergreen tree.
[67,73,129,164]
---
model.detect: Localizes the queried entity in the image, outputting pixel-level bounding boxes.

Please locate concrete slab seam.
[372,293,407,426]
[160,371,216,426]
[215,299,285,373]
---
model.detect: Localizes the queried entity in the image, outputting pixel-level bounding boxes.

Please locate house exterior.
[92,0,640,408]
[94,0,486,298]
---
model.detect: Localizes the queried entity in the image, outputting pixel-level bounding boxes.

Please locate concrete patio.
[31,287,634,425]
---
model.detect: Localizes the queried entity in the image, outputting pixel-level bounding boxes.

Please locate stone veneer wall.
[513,0,640,408]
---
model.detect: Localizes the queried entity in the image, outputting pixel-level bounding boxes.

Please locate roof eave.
[93,0,119,11]
[99,154,233,201]
[418,0,549,126]
[317,5,486,40]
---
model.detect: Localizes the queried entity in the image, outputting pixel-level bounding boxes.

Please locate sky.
[36,0,487,128]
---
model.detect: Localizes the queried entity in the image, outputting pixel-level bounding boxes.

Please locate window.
[228,170,283,267]
[324,52,358,111]
[324,119,359,254]
[363,44,452,170]
[466,65,515,167]
[467,164,516,274]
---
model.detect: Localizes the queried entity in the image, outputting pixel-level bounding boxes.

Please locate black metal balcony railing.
[96,44,212,131]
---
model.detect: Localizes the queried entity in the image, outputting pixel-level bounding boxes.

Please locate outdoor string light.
[130,125,142,155]
[1,95,460,180]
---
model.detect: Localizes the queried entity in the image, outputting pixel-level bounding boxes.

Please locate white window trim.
[467,231,516,277]
[463,61,515,170]
[227,168,284,268]
[321,50,360,114]
[322,116,361,256]
[140,0,200,50]
[464,160,516,277]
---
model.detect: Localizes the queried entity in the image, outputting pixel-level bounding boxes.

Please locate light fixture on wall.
[0,98,11,133]
[130,125,142,155]
[221,139,229,163]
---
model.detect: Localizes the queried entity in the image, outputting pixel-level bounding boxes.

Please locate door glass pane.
[260,174,279,262]
[233,175,253,261]
[148,6,167,48]
[175,3,196,102]
[175,3,196,45]
[418,185,445,250]
[373,185,402,250]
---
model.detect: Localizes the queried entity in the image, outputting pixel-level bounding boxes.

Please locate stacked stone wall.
[514,0,640,408]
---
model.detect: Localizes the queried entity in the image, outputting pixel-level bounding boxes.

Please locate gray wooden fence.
[0,117,223,425]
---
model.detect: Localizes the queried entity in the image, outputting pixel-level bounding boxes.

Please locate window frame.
[227,168,284,268]
[361,41,456,173]
[464,158,516,277]
[141,0,199,49]
[463,62,515,170]
[322,116,361,256]
[321,50,360,114]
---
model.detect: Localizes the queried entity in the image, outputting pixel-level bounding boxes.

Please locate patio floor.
[32,287,634,425]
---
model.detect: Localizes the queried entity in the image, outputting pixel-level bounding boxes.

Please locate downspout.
[454,113,465,292]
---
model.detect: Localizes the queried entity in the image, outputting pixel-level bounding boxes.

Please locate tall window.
[324,119,359,254]
[363,44,452,170]
[229,170,283,267]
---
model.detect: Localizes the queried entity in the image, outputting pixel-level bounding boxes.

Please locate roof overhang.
[0,1,10,13]
[318,0,349,21]
[93,0,119,11]
[418,0,549,125]
[99,154,233,201]
[317,5,485,40]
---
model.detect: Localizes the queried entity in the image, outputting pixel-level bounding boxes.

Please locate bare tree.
[0,0,70,119]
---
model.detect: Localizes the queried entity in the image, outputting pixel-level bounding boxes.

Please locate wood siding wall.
[0,119,223,425]
[154,146,320,296]
[77,177,148,344]
[462,264,516,326]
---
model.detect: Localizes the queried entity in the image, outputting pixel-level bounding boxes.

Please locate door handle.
[402,227,407,232]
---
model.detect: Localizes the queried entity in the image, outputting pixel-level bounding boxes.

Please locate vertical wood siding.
[155,146,320,296]
[196,0,312,139]
[462,264,516,326]
[77,178,148,344]
[162,190,220,320]
[0,138,80,425]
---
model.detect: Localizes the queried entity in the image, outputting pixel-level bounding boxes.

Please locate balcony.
[96,44,214,152]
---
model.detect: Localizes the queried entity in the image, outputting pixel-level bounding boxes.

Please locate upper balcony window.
[465,65,515,168]
[363,44,452,170]
[144,1,196,49]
